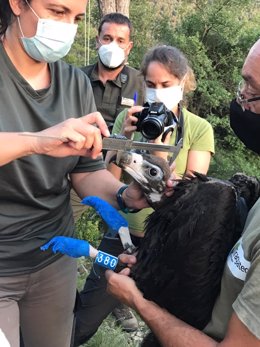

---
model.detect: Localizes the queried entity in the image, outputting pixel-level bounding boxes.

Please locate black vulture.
[114,151,260,346]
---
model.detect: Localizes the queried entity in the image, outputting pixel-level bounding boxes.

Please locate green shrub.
[75,207,103,249]
[207,115,260,179]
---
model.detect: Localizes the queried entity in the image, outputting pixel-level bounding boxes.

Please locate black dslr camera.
[134,102,177,140]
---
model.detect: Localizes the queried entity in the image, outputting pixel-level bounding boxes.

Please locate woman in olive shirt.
[106,45,215,237]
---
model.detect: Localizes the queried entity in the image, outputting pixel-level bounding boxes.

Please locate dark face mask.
[229,99,260,154]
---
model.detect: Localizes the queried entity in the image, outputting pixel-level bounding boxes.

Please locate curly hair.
[140,45,196,95]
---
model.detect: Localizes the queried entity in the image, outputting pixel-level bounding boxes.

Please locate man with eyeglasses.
[229,43,260,154]
[70,13,144,346]
[105,39,260,346]
[236,80,260,112]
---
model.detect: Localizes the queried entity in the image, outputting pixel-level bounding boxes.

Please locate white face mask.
[18,2,78,63]
[145,85,183,111]
[98,41,126,69]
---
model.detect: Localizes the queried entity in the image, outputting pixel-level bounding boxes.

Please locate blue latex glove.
[82,196,128,235]
[41,236,90,258]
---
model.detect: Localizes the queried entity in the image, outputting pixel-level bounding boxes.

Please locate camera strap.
[167,106,184,166]
[175,106,184,146]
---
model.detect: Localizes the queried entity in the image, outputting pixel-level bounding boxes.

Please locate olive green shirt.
[204,197,260,340]
[0,43,105,276]
[81,63,145,127]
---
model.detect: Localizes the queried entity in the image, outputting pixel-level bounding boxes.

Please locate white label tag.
[0,329,10,347]
[227,239,251,281]
[121,97,134,107]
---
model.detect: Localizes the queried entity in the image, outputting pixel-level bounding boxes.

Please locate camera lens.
[141,118,163,139]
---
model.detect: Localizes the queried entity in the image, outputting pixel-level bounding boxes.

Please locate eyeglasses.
[237,80,260,110]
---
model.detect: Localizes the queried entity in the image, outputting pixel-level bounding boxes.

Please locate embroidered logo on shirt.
[227,239,251,281]
[120,73,128,83]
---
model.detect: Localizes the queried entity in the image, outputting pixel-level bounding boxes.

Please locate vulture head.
[113,151,260,346]
[115,151,171,208]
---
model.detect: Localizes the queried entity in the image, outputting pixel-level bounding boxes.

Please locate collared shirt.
[81,63,145,128]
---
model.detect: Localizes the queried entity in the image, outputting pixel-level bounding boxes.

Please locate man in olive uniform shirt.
[82,13,144,131]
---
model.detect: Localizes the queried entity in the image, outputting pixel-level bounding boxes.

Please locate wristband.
[116,185,140,213]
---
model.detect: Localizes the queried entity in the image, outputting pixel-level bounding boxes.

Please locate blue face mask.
[17,2,78,63]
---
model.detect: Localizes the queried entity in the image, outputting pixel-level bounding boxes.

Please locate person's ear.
[126,41,133,55]
[9,0,25,16]
[95,35,100,50]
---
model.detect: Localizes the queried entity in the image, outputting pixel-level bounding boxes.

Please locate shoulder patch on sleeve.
[227,239,251,281]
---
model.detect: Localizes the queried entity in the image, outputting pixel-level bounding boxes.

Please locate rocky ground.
[128,321,148,346]
[127,320,149,345]
[77,261,150,347]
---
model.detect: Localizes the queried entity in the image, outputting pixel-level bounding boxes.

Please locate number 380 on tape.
[94,250,118,270]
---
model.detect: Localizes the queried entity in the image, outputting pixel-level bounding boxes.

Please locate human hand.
[123,180,150,210]
[164,162,178,197]
[40,236,98,258]
[121,106,143,139]
[106,258,143,308]
[149,128,173,161]
[31,112,109,159]
[119,253,138,267]
[81,196,128,234]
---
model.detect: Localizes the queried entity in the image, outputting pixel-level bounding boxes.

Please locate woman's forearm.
[0,132,34,166]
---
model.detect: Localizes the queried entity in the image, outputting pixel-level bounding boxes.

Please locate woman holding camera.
[107,45,214,182]
[105,44,214,236]
[74,45,214,345]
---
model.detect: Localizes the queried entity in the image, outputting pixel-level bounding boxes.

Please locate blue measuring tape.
[95,250,118,270]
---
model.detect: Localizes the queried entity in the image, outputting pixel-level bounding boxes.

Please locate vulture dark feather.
[114,151,260,346]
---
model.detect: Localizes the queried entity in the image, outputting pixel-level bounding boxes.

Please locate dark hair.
[0,0,29,35]
[98,12,133,38]
[140,45,196,94]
